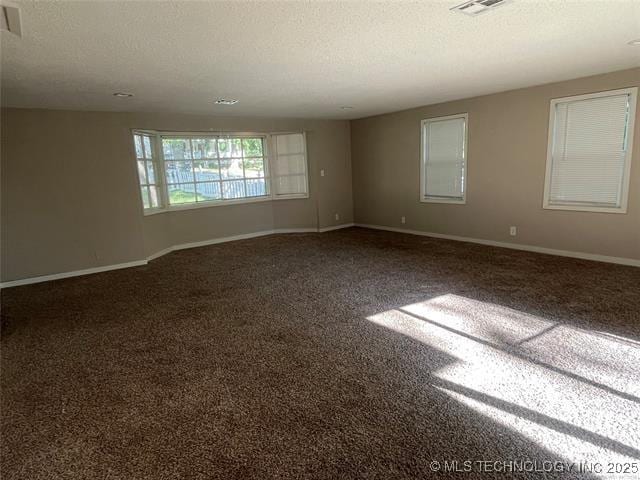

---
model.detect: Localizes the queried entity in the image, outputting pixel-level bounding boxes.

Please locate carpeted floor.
[1,227,639,479]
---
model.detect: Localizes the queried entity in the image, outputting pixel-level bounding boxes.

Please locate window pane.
[168,184,197,204]
[196,182,222,201]
[140,186,150,208]
[242,138,263,157]
[219,158,244,179]
[217,138,242,158]
[243,157,265,178]
[245,178,267,197]
[146,161,156,184]
[143,136,153,159]
[163,138,192,160]
[134,135,144,159]
[222,180,245,199]
[192,139,217,159]
[165,161,194,184]
[137,161,147,185]
[194,160,220,181]
[149,186,159,208]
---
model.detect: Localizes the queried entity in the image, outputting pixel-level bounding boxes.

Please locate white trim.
[142,230,307,262]
[0,228,321,289]
[541,203,631,214]
[354,223,640,268]
[318,223,355,232]
[155,130,301,137]
[4,223,634,288]
[143,195,273,215]
[146,247,174,262]
[0,260,148,289]
[272,193,310,201]
[542,87,637,214]
[420,112,468,205]
[421,197,467,205]
[165,228,317,255]
[273,227,317,233]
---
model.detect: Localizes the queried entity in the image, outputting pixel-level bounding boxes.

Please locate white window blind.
[545,91,635,209]
[272,133,308,197]
[421,114,467,203]
[545,88,637,213]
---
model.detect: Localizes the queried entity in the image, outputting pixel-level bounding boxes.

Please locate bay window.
[132,131,308,213]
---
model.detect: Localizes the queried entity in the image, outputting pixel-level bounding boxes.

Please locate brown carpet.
[1,227,639,479]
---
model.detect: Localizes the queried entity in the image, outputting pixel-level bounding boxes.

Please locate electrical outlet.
[335,213,340,221]
[320,169,325,177]
[510,226,517,236]
[401,216,406,224]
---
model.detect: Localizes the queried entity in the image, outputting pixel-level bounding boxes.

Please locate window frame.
[133,130,164,213]
[542,87,637,214]
[420,113,469,205]
[271,131,310,200]
[131,130,309,215]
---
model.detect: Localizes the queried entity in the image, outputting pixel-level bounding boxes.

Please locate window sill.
[143,194,309,216]
[542,203,627,214]
[273,194,310,201]
[421,197,466,205]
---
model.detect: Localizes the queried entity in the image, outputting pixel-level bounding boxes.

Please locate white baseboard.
[9,222,631,288]
[145,247,173,262]
[161,228,318,256]
[318,223,355,233]
[0,260,148,289]
[0,228,321,289]
[355,223,640,268]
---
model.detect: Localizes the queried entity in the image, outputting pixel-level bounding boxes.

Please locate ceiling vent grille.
[451,0,510,16]
[1,4,21,36]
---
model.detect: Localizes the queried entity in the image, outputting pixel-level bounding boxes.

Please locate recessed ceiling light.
[340,106,354,110]
[214,99,239,105]
[113,92,134,97]
[628,39,640,46]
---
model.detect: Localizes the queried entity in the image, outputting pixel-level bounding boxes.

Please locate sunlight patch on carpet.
[367,294,640,476]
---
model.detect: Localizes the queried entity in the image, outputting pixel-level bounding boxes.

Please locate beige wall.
[1,109,353,282]
[351,68,640,261]
[4,68,638,282]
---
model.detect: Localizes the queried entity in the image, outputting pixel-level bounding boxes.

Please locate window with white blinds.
[543,88,637,213]
[272,133,308,198]
[420,113,468,204]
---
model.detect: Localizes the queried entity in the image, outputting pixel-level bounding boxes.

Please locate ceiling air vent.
[451,0,510,16]
[1,3,21,36]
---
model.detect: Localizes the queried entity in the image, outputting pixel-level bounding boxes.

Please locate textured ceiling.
[1,0,639,119]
